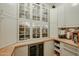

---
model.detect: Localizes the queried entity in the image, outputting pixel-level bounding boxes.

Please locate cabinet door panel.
[38,43,44,56]
[57,5,65,27]
[28,43,44,56]
[62,48,77,56]
[14,46,28,56]
[44,41,54,56]
[60,42,78,56]
[29,45,37,56]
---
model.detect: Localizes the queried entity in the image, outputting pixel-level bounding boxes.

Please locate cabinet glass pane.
[25,26,30,39]
[33,28,37,38]
[42,27,48,37]
[19,25,24,34]
[19,22,30,40]
[32,4,40,21]
[25,11,30,19]
[33,26,40,38]
[19,38,24,40]
[37,27,40,38]
[25,3,30,19]
[19,35,24,38]
[19,3,24,18]
[42,8,48,22]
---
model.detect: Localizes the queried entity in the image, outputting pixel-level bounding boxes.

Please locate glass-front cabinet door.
[32,4,40,21]
[25,3,30,19]
[19,22,30,40]
[18,3,49,41]
[42,4,49,22]
[19,24,25,40]
[19,3,25,18]
[42,25,48,37]
[32,26,40,38]
[19,3,30,19]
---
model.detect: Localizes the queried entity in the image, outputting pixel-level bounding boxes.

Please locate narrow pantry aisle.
[0,3,79,56]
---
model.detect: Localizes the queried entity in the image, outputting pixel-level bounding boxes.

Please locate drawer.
[63,43,78,54]
[63,47,78,56]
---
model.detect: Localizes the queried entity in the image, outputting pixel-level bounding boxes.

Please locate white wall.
[56,3,79,28]
[0,4,18,48]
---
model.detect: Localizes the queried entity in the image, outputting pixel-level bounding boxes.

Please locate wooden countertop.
[0,37,78,56]
[50,37,78,47]
[0,38,51,56]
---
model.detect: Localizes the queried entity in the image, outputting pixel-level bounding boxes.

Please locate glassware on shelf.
[33,27,37,38]
[42,26,48,37]
[19,35,25,38]
[25,26,30,39]
[32,26,40,38]
[37,27,40,38]
[19,22,30,40]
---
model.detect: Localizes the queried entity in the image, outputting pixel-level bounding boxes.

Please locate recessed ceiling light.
[52,5,56,8]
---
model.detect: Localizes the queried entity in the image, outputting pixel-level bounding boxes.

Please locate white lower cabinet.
[60,42,79,56]
[44,41,54,56]
[13,41,79,56]
[13,41,54,56]
[14,45,28,56]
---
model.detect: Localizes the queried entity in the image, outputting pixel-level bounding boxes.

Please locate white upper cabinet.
[18,3,50,41]
[50,8,58,37]
[57,4,65,28]
[65,4,79,27]
[57,3,79,28]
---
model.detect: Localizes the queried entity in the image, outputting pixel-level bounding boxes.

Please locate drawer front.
[63,47,78,56]
[64,43,78,52]
[63,43,79,55]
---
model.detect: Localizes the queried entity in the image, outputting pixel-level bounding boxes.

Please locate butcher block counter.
[0,37,78,56]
